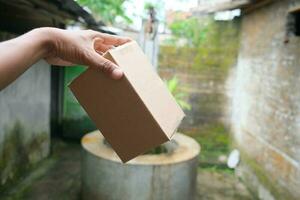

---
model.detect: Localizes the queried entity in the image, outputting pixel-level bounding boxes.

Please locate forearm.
[0,27,129,89]
[0,28,51,90]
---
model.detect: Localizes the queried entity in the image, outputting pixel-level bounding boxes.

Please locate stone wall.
[158,19,240,131]
[227,0,300,199]
[0,33,50,188]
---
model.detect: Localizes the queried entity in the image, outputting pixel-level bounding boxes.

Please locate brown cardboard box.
[69,41,185,163]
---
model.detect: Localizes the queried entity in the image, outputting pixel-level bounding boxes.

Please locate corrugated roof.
[0,0,115,34]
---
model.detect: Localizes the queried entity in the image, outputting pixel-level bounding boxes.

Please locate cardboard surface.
[69,41,185,162]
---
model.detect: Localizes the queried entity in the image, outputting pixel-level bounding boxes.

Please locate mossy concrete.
[0,122,49,191]
[0,139,81,200]
[159,19,240,130]
[237,149,296,200]
[227,0,300,199]
[159,19,240,74]
[0,58,51,190]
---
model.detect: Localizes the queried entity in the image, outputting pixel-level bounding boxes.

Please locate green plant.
[144,2,155,10]
[77,0,132,24]
[168,16,212,48]
[165,76,191,110]
[143,1,164,21]
[144,145,168,155]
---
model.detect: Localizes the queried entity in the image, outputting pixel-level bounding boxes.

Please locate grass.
[200,165,234,175]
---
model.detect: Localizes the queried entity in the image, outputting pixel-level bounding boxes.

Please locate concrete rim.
[81,130,200,165]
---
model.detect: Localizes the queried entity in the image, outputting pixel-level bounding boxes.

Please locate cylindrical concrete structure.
[81,131,200,200]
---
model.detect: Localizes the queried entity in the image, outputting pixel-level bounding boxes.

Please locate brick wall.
[227,0,300,199]
[158,19,240,131]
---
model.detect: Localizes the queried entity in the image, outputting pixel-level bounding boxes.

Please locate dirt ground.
[1,140,255,200]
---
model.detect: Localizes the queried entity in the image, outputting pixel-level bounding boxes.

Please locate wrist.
[29,27,58,58]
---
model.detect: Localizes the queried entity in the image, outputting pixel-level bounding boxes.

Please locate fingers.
[94,38,115,53]
[102,34,132,46]
[87,51,123,80]
[88,30,132,46]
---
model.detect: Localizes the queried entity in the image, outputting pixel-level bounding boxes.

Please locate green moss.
[184,123,231,167]
[239,149,296,200]
[159,19,240,75]
[0,122,49,191]
[200,165,234,175]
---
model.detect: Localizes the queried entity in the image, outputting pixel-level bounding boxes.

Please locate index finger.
[102,33,132,46]
[89,30,131,46]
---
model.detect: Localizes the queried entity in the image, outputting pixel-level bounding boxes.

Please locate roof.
[38,0,101,26]
[0,0,113,34]
[191,0,275,14]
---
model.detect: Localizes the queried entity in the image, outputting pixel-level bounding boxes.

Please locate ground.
[0,138,255,200]
[197,169,254,200]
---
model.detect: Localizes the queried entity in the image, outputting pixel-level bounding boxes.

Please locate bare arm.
[0,27,131,90]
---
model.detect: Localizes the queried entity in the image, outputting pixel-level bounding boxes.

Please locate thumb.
[87,51,123,80]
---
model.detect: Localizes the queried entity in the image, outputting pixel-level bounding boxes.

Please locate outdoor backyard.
[1,0,300,200]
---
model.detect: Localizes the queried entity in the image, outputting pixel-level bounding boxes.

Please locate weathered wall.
[159,19,240,131]
[227,0,300,199]
[0,33,50,188]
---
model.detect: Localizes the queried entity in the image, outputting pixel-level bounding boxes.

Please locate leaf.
[177,100,192,111]
[165,76,191,111]
[166,76,178,94]
[175,92,186,99]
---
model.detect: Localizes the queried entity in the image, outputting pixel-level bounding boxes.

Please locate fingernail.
[111,68,123,80]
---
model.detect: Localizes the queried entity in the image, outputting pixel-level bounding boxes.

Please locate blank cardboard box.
[69,41,185,162]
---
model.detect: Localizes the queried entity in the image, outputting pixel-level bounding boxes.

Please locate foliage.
[168,16,213,48]
[144,2,155,10]
[142,1,164,21]
[144,145,168,154]
[165,76,191,110]
[77,0,132,24]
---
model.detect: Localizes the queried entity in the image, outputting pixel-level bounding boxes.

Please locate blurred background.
[0,0,299,200]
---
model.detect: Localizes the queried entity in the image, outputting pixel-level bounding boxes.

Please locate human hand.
[44,28,131,79]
